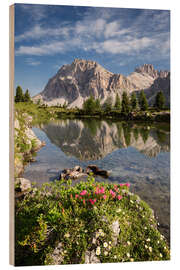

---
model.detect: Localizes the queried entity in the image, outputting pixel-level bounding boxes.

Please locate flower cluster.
[71,183,130,207]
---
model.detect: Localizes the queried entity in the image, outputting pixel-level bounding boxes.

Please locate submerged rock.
[59,165,110,180]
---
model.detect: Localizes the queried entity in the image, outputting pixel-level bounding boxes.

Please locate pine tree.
[130,92,138,111]
[15,85,24,102]
[114,93,121,110]
[121,91,130,114]
[95,98,101,111]
[154,90,165,110]
[103,96,112,112]
[24,89,31,102]
[139,91,148,111]
[83,95,96,113]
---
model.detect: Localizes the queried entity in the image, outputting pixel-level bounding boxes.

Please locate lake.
[23,119,170,243]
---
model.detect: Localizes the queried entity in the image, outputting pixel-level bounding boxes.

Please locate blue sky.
[14,4,170,96]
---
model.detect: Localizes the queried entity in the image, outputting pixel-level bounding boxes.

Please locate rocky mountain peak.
[33,59,170,108]
[135,64,158,78]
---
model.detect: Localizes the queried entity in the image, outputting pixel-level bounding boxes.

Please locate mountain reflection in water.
[38,119,170,161]
[23,119,170,243]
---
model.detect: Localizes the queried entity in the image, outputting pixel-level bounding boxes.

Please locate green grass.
[15,177,170,266]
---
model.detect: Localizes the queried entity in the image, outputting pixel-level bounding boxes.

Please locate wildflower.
[108,245,112,250]
[75,194,79,198]
[144,226,147,230]
[126,183,130,188]
[96,232,100,238]
[96,247,101,256]
[149,247,152,252]
[114,255,117,259]
[89,198,96,205]
[64,232,70,238]
[146,238,150,242]
[130,258,134,262]
[70,194,73,199]
[130,200,134,204]
[104,251,108,256]
[103,242,108,248]
[85,230,88,233]
[110,189,116,198]
[160,253,163,258]
[127,253,130,258]
[99,187,105,194]
[109,241,112,245]
[145,245,148,249]
[83,199,86,205]
[164,246,167,250]
[127,241,131,246]
[80,190,87,196]
[103,195,107,200]
[62,208,65,214]
[117,195,122,200]
[157,240,160,244]
[116,208,121,213]
[99,229,103,233]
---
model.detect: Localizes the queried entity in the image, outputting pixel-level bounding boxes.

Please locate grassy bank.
[15,102,170,123]
[15,177,170,266]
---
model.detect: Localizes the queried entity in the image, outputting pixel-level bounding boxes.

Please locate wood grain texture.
[9,4,14,266]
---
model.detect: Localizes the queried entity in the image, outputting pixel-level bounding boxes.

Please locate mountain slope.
[33,59,170,108]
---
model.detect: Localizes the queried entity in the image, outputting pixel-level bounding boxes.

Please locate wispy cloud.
[15,7,170,63]
[26,58,41,66]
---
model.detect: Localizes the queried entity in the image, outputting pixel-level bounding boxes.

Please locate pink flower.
[117,195,122,200]
[126,183,130,188]
[89,198,96,205]
[110,189,116,198]
[83,199,86,205]
[80,190,87,196]
[75,194,79,198]
[120,183,124,187]
[100,187,105,194]
[103,195,107,200]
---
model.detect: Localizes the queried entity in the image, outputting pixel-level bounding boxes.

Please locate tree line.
[14,85,31,103]
[82,90,166,114]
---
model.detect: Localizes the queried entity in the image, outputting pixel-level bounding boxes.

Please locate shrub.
[15,177,170,266]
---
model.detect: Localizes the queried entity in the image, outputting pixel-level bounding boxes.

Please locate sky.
[14,4,170,96]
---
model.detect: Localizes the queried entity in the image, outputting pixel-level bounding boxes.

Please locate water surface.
[23,119,170,242]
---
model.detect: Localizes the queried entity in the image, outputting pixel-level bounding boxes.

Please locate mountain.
[33,59,170,108]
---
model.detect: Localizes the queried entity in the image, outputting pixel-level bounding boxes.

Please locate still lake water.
[23,119,170,242]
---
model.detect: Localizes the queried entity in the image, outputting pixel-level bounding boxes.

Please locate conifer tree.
[114,93,121,110]
[24,89,31,102]
[139,91,148,111]
[15,85,24,103]
[154,90,165,110]
[121,91,130,114]
[130,92,138,111]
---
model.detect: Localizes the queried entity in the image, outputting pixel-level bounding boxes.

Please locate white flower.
[99,229,103,233]
[116,208,122,213]
[130,200,134,204]
[114,255,117,259]
[96,247,101,256]
[96,232,100,238]
[144,226,147,230]
[64,232,70,238]
[84,230,88,233]
[157,240,160,244]
[104,251,108,256]
[101,232,105,237]
[149,247,152,252]
[127,253,130,258]
[146,238,150,242]
[164,246,167,250]
[130,258,134,262]
[103,242,108,248]
[127,241,131,246]
[160,253,163,257]
[109,241,112,245]
[145,245,148,249]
